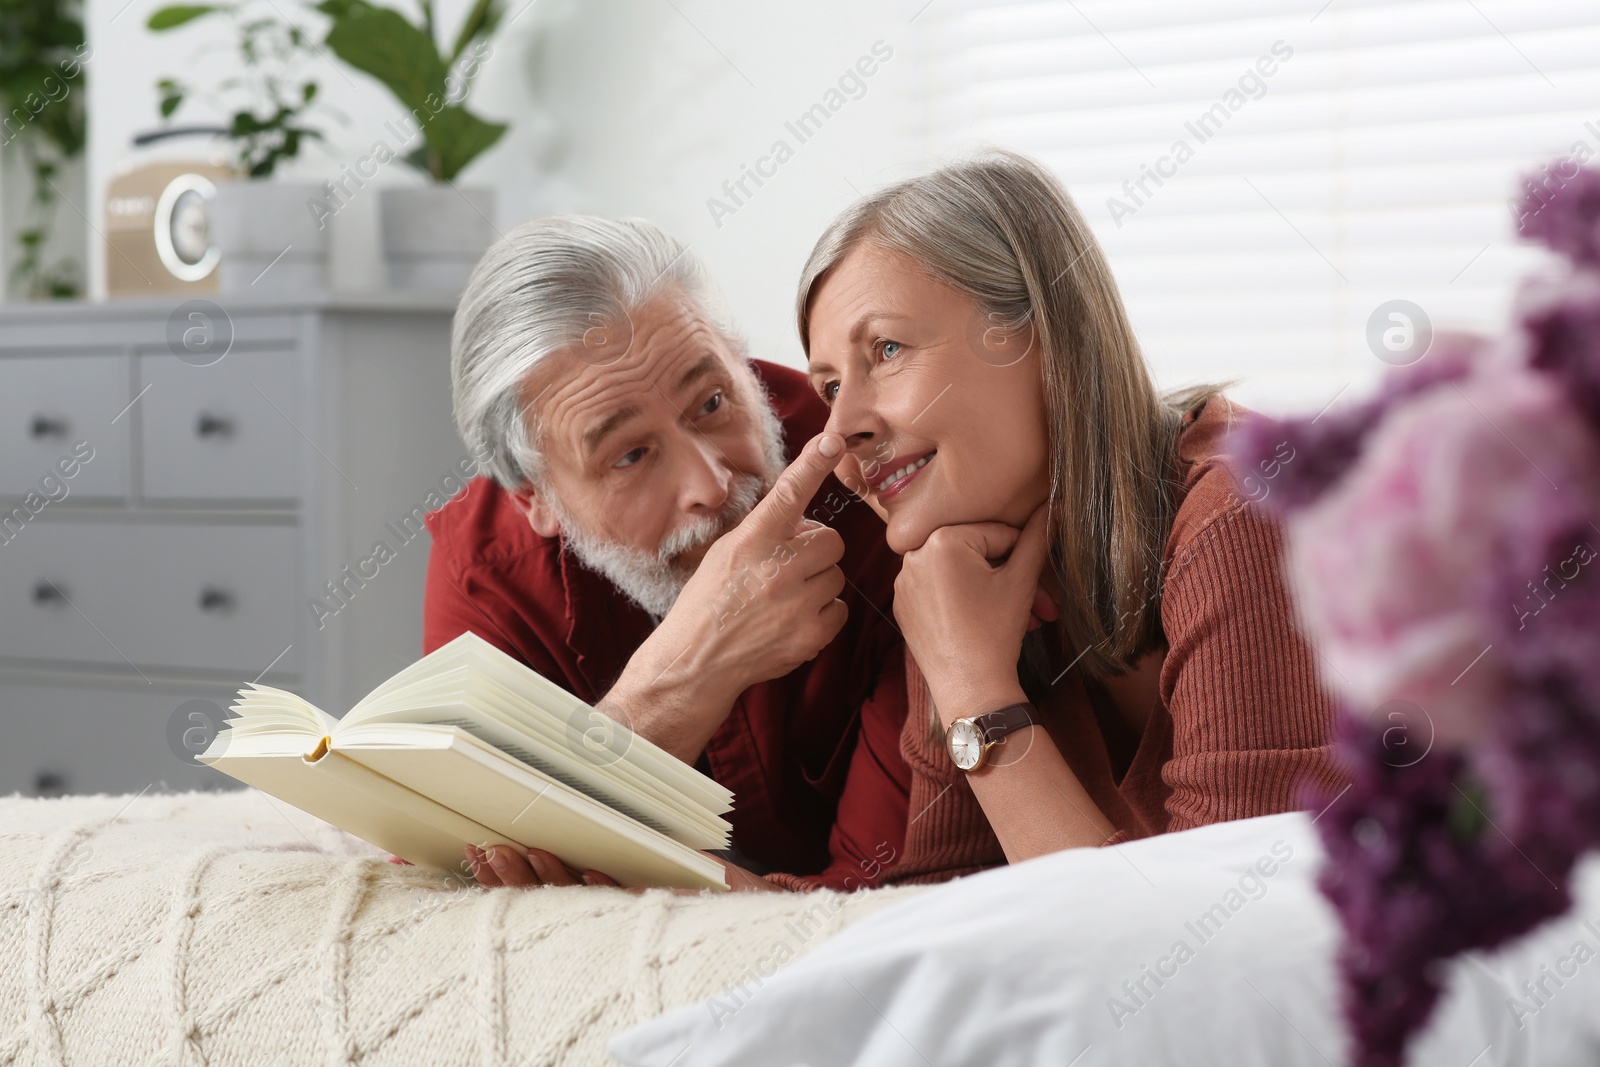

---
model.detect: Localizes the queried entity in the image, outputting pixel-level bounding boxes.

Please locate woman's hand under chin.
[893,503,1057,718]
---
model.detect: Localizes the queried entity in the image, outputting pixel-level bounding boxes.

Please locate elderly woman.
[795,150,1346,882]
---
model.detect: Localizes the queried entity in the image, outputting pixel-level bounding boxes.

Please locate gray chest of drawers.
[0,293,466,797]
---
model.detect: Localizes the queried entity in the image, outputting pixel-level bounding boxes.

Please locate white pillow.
[610,812,1600,1067]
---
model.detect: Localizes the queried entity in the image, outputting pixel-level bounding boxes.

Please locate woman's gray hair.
[452,214,742,492]
[796,150,1232,685]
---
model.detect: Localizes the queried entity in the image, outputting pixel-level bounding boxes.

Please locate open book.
[198,631,733,890]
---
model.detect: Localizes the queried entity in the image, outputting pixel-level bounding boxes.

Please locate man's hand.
[464,844,779,893]
[465,844,614,887]
[599,432,851,762]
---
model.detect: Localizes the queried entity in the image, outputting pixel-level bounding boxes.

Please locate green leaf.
[448,0,501,63]
[400,143,430,173]
[421,104,506,181]
[1447,777,1492,841]
[417,0,436,48]
[159,92,183,118]
[147,5,220,31]
[302,81,317,102]
[317,0,448,114]
[230,110,264,136]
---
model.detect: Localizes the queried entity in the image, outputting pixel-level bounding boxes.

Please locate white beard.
[548,384,790,621]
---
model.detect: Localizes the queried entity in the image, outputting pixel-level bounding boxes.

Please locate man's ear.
[508,484,562,539]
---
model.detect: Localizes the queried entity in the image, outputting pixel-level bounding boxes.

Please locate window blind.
[924,0,1600,414]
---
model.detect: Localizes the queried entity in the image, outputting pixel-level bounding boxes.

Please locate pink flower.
[1286,361,1600,747]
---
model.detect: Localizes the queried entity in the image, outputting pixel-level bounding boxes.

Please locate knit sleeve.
[1157,499,1347,832]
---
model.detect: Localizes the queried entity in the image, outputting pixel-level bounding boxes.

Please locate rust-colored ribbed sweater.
[882,394,1349,886]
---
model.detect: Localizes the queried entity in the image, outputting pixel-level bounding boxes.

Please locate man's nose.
[677,434,734,514]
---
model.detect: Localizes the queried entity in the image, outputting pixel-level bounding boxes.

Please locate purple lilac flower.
[1312,714,1573,1067]
[1264,156,1600,1067]
[1516,268,1600,432]
[1514,159,1600,266]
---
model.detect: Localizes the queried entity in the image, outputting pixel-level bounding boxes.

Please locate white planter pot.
[379,185,497,295]
[212,180,330,296]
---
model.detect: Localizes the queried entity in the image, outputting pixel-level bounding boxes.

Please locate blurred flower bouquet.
[1231,159,1600,1067]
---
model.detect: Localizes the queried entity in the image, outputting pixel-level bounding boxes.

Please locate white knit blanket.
[0,789,926,1066]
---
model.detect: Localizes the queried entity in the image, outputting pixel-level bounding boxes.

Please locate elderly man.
[422,215,909,890]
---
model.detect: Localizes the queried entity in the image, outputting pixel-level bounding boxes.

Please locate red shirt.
[421,360,911,888]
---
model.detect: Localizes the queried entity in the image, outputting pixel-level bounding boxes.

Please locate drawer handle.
[32,580,68,605]
[33,770,67,797]
[30,415,68,439]
[195,413,234,439]
[198,586,235,613]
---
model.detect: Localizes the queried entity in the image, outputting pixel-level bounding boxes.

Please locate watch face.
[947,718,985,771]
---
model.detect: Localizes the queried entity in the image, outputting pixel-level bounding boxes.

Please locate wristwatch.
[945,702,1037,771]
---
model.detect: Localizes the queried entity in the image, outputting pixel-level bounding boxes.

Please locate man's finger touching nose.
[742,432,844,540]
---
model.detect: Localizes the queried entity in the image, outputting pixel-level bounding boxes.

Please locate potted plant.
[0,0,89,300]
[316,0,506,292]
[147,0,334,294]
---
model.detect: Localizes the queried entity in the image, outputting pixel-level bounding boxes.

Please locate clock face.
[169,188,211,266]
[947,719,986,771]
[153,173,221,282]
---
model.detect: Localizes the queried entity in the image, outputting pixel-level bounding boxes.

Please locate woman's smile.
[872,449,935,502]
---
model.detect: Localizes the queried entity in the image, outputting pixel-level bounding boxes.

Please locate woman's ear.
[508,485,562,538]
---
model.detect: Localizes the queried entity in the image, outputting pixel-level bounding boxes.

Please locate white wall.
[521,1,932,368]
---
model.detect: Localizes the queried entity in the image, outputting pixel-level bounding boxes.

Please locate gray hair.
[451,215,743,492]
[796,150,1231,683]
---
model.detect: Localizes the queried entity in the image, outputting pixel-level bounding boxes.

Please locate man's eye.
[699,391,723,416]
[614,447,645,469]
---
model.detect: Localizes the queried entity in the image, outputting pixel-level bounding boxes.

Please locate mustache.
[658,472,765,564]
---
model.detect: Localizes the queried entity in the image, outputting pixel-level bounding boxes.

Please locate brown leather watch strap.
[973,702,1037,745]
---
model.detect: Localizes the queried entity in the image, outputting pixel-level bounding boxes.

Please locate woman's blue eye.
[614,448,645,469]
[881,340,902,360]
[822,381,840,403]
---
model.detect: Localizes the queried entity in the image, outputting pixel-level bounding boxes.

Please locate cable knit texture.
[0,790,925,1066]
[887,395,1349,885]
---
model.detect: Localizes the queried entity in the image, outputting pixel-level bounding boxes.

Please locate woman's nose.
[823,380,879,454]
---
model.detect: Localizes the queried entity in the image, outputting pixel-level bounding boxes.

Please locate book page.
[340,633,733,848]
[198,745,513,875]
[337,725,728,890]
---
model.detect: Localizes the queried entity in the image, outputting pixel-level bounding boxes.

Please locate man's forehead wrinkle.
[540,363,654,460]
[527,304,732,467]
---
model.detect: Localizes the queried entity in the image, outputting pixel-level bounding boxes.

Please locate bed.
[5,789,1597,1066]
[0,789,922,1066]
